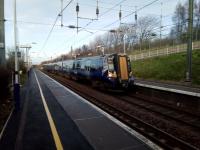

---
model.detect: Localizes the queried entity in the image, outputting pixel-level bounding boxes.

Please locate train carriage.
[43,53,134,89]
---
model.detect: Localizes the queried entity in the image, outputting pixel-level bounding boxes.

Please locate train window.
[108,63,114,71]
[98,59,103,69]
[90,63,96,70]
[86,60,91,67]
[73,62,76,69]
[81,61,85,69]
[76,61,80,69]
[108,56,114,71]
[91,59,96,68]
[69,62,73,69]
[85,60,91,70]
[95,59,102,69]
[127,57,131,72]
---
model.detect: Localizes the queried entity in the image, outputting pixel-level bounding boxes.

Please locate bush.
[0,67,11,104]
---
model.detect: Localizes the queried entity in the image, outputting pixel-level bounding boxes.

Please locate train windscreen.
[108,57,114,71]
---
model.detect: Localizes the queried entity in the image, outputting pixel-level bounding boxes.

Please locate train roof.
[43,53,128,66]
[75,53,117,60]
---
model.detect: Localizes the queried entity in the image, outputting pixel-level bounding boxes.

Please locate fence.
[129,41,200,61]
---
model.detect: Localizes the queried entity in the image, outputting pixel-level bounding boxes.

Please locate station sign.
[0,43,4,48]
[12,51,22,58]
[17,52,21,58]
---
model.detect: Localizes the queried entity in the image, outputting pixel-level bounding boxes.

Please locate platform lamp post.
[13,0,20,111]
[20,45,31,68]
[20,42,36,70]
[123,34,127,54]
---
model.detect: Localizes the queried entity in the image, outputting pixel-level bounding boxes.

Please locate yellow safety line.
[34,71,63,150]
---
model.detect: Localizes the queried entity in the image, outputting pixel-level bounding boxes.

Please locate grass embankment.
[132,50,200,85]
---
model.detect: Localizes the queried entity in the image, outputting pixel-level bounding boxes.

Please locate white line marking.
[39,70,162,150]
[34,71,63,150]
[74,116,104,121]
[0,108,14,141]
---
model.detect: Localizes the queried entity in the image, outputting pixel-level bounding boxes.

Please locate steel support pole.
[186,0,193,82]
[61,0,63,27]
[26,47,28,68]
[0,0,6,66]
[124,34,127,54]
[14,0,20,110]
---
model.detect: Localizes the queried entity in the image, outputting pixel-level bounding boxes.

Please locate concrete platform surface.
[0,69,156,150]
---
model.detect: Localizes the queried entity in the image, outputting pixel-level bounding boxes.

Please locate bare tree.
[194,0,200,40]
[172,2,187,43]
[137,16,159,50]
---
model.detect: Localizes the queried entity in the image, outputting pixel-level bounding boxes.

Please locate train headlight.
[129,71,133,76]
[108,71,117,78]
[108,72,112,77]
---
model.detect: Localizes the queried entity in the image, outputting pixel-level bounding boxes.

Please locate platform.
[0,69,156,150]
[135,79,200,97]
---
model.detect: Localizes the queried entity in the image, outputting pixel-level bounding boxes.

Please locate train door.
[118,55,129,80]
[112,54,129,87]
[107,56,114,72]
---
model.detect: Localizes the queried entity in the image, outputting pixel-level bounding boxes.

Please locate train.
[43,53,134,89]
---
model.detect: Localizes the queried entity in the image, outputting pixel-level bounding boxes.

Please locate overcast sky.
[4,0,186,64]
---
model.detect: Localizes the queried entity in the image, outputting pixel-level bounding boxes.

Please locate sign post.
[14,0,20,111]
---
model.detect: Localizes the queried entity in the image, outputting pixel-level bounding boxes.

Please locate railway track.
[129,89,200,115]
[112,94,200,129]
[44,71,200,150]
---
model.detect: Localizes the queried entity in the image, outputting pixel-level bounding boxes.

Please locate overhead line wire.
[87,0,151,9]
[79,0,128,32]
[75,0,161,46]
[78,3,132,13]
[39,0,74,56]
[40,15,60,51]
[57,0,129,50]
[104,0,160,29]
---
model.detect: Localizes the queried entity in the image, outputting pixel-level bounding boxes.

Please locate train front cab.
[110,53,134,88]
